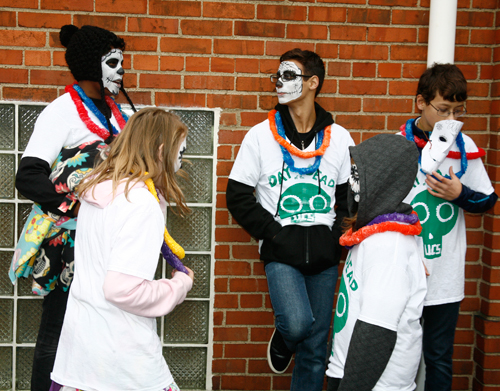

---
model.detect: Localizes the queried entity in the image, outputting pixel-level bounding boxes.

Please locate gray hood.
[350,134,419,230]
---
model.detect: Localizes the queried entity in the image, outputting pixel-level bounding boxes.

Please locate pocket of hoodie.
[270,225,304,262]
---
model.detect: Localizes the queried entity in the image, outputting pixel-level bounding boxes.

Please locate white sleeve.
[228,126,262,187]
[335,126,355,185]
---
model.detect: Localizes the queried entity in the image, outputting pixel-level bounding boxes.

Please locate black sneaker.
[267,328,293,374]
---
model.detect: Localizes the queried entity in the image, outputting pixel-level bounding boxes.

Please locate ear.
[308,75,320,93]
[416,95,427,111]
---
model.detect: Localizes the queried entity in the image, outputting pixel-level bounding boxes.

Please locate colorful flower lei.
[65,83,126,141]
[144,176,188,274]
[270,110,330,175]
[340,211,422,248]
[404,118,468,179]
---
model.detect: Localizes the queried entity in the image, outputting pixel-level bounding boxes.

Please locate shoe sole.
[267,329,292,374]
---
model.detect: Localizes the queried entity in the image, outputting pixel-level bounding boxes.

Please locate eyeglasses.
[270,71,313,83]
[429,103,466,118]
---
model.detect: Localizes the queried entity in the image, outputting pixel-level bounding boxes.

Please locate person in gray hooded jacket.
[326,134,427,391]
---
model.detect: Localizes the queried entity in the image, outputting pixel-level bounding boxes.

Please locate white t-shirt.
[51,188,174,391]
[23,92,122,166]
[327,231,427,391]
[403,133,494,306]
[229,119,354,229]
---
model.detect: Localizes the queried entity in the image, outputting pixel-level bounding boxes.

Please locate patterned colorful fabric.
[10,140,108,296]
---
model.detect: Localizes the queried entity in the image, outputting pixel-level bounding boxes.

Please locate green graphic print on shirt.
[411,184,459,260]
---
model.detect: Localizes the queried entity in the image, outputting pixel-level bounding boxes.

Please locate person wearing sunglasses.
[226,48,354,391]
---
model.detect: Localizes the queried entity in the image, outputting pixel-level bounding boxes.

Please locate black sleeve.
[327,377,341,391]
[337,320,397,391]
[226,178,282,240]
[16,157,76,217]
[332,183,348,262]
[451,184,498,214]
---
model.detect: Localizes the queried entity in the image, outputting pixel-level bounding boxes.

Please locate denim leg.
[422,301,461,391]
[265,262,338,391]
[31,288,69,391]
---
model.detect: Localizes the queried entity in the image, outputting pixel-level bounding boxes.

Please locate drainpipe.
[427,0,458,67]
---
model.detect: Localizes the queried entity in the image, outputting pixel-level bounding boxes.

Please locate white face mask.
[175,138,187,173]
[275,61,304,104]
[101,49,124,96]
[421,119,463,174]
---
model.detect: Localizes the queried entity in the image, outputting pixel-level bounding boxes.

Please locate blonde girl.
[49,107,194,391]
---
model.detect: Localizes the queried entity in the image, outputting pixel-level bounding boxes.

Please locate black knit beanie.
[60,25,125,82]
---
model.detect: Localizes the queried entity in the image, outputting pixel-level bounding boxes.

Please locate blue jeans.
[422,301,461,391]
[265,262,338,391]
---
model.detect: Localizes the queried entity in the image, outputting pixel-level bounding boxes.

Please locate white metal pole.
[427,0,458,67]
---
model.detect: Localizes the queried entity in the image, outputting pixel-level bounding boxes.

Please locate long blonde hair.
[78,107,190,216]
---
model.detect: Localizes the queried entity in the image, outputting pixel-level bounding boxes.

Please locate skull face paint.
[175,138,187,173]
[347,163,360,217]
[101,48,124,96]
[421,119,463,174]
[275,61,304,104]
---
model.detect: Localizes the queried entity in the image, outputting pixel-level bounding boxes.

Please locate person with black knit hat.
[13,24,134,391]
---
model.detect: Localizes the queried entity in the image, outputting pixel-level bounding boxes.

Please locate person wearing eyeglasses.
[399,63,498,391]
[226,48,354,391]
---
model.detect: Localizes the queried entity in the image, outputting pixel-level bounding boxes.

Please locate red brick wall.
[0,1,498,390]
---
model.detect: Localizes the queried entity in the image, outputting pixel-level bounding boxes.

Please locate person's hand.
[425,167,462,201]
[172,266,194,282]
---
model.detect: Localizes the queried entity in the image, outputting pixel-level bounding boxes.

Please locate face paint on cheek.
[276,61,303,105]
[175,138,187,173]
[101,49,124,96]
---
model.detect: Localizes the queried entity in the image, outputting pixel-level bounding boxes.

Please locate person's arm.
[16,157,76,217]
[103,269,193,317]
[337,320,397,391]
[451,184,498,214]
[226,178,282,240]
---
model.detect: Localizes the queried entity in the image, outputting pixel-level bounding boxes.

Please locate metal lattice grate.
[0,251,14,296]
[18,105,45,152]
[16,299,43,344]
[167,207,211,252]
[179,158,213,204]
[164,301,209,344]
[15,347,34,390]
[0,154,15,199]
[0,299,14,343]
[0,203,15,248]
[0,347,13,390]
[172,110,214,156]
[163,347,207,390]
[0,104,15,150]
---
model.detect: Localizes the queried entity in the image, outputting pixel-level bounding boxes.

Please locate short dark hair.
[280,48,325,97]
[416,63,467,104]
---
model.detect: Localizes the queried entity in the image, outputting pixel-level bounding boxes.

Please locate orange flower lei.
[340,212,422,247]
[268,109,331,158]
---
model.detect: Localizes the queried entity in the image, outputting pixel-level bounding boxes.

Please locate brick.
[257,4,307,21]
[216,227,251,243]
[480,65,493,80]
[226,311,273,325]
[339,44,388,60]
[120,35,157,52]
[0,30,46,47]
[25,50,51,67]
[378,63,402,78]
[317,0,365,3]
[133,55,158,71]
[339,80,386,95]
[214,294,239,309]
[260,59,279,74]
[327,62,350,77]
[330,26,366,41]
[160,56,184,72]
[475,365,500,385]
[181,19,232,36]
[215,245,230,261]
[208,94,256,110]
[204,2,255,19]
[389,81,418,96]
[212,358,246,373]
[456,65,479,81]
[240,294,264,308]
[220,374,271,390]
[217,177,229,192]
[0,11,15,26]
[364,98,413,113]
[214,278,228,293]
[115,91,151,106]
[139,74,181,89]
[150,0,201,17]
[96,0,147,13]
[392,9,429,25]
[128,17,177,34]
[456,47,492,63]
[241,112,268,126]
[3,87,57,102]
[0,50,23,65]
[31,70,74,86]
[259,95,278,110]
[316,97,361,113]
[186,75,234,90]
[185,57,210,72]
[251,327,273,342]
[19,12,71,28]
[288,24,328,40]
[391,46,427,61]
[215,261,251,276]
[212,57,234,73]
[467,100,491,115]
[236,77,274,93]
[469,83,490,98]
[315,43,339,59]
[309,6,346,22]
[73,14,126,32]
[387,115,415,131]
[457,11,494,27]
[368,0,417,5]
[0,0,36,7]
[155,92,205,108]
[230,278,269,293]
[214,39,264,56]
[336,115,386,130]
[161,37,211,54]
[236,58,259,73]
[348,8,390,24]
[41,0,92,11]
[235,21,285,38]
[471,30,496,45]
[461,297,480,312]
[232,245,260,260]
[220,113,237,127]
[353,62,376,78]
[218,129,248,145]
[248,359,275,374]
[473,0,497,8]
[266,41,315,56]
[368,27,417,43]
